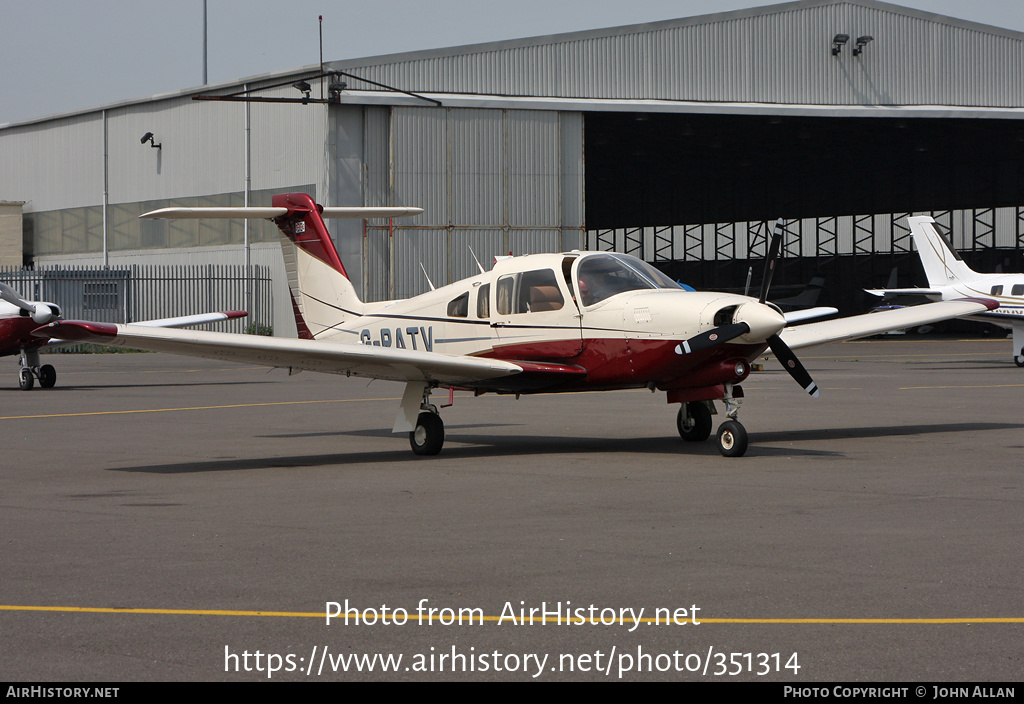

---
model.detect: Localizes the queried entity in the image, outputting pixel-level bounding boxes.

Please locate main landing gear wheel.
[18,368,34,390]
[677,402,712,442]
[38,364,56,388]
[717,420,748,458]
[410,412,445,456]
[1015,348,1024,368]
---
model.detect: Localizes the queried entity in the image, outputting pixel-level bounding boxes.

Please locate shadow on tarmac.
[107,421,1023,474]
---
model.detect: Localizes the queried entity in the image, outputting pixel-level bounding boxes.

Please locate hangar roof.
[5,0,1024,130]
[331,0,1024,110]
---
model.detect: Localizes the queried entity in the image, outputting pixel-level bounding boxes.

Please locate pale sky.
[2,0,1024,125]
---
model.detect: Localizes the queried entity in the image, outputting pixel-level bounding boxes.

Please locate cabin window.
[522,269,564,312]
[1012,284,1024,296]
[991,285,1003,296]
[447,292,469,318]
[495,269,564,315]
[477,284,490,318]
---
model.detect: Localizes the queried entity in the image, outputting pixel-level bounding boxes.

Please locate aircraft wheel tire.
[1015,349,1024,368]
[39,364,56,388]
[717,420,748,458]
[677,402,712,442]
[18,368,34,391]
[410,412,445,456]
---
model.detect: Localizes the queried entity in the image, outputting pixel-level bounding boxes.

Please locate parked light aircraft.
[36,194,996,457]
[867,216,1024,367]
[0,281,246,390]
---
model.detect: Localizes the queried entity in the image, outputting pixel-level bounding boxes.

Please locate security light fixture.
[853,35,874,56]
[140,132,161,150]
[831,33,849,55]
[327,75,348,103]
[292,80,312,105]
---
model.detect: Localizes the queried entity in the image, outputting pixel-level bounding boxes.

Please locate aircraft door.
[490,265,583,359]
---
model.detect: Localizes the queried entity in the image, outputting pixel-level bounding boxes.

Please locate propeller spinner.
[676,219,820,397]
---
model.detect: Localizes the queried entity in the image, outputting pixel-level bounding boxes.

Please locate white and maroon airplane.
[0,281,246,390]
[37,193,996,457]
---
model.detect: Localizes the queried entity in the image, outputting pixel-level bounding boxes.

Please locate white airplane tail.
[907,216,980,287]
[141,195,422,340]
[272,193,367,340]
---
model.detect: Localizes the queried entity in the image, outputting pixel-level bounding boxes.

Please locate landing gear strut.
[677,402,712,442]
[410,412,445,455]
[17,349,56,391]
[403,384,445,456]
[715,383,748,457]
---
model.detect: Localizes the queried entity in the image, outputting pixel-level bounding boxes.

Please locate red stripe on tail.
[272,193,349,279]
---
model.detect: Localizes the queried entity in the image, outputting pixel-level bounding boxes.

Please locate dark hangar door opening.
[585,112,1024,229]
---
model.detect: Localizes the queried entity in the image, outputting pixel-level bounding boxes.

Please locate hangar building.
[2,0,1024,334]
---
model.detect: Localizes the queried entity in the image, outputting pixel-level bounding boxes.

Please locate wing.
[779,298,997,350]
[131,310,248,328]
[782,306,838,324]
[865,287,944,299]
[34,310,248,351]
[32,321,564,388]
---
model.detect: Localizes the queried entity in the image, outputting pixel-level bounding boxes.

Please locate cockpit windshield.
[576,253,682,306]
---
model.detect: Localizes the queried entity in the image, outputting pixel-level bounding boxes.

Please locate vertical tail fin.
[907,216,979,287]
[272,193,363,340]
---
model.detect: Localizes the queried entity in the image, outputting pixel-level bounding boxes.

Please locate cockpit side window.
[521,269,564,312]
[495,269,564,314]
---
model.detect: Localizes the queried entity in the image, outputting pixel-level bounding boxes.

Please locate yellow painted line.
[799,352,1002,360]
[843,339,1006,345]
[900,384,1024,390]
[45,366,270,377]
[2,605,1022,624]
[0,397,402,421]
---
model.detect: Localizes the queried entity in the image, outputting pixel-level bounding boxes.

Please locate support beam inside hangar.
[585,112,1024,229]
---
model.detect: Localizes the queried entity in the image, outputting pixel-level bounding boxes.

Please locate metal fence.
[0,264,273,343]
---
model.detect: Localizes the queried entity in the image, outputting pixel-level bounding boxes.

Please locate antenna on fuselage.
[419,262,436,291]
[468,246,486,274]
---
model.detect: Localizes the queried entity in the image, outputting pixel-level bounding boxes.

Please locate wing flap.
[780,298,997,350]
[34,321,522,385]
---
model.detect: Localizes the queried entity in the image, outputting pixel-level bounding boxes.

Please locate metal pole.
[102,109,109,268]
[202,0,208,85]
[244,84,252,323]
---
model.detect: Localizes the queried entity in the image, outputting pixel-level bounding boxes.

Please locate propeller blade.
[758,219,785,304]
[676,322,750,355]
[768,333,819,397]
[0,282,33,313]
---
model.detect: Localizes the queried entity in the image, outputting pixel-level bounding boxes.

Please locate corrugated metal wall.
[335,0,1024,108]
[0,264,272,334]
[360,106,585,301]
[0,113,104,211]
